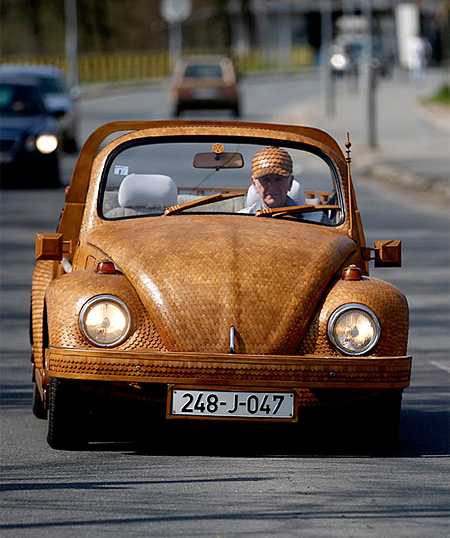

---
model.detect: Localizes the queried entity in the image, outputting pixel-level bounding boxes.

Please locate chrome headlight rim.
[79,294,131,348]
[327,303,381,356]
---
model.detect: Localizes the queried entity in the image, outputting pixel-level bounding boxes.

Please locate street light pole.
[159,0,192,69]
[65,0,79,92]
[362,0,377,148]
[320,0,335,117]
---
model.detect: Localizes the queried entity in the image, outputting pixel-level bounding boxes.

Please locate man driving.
[240,146,298,213]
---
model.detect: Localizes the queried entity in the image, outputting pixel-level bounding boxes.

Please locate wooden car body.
[30,120,411,451]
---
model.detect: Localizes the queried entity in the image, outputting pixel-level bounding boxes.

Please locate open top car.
[31,120,411,453]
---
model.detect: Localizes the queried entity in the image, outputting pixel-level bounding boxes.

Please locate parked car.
[169,56,240,117]
[0,79,61,188]
[0,65,79,152]
[31,119,411,453]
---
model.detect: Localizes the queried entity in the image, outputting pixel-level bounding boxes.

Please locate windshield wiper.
[164,192,245,215]
[255,204,339,218]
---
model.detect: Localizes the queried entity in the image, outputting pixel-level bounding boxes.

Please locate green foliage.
[0,0,234,56]
[424,84,450,107]
[433,84,450,104]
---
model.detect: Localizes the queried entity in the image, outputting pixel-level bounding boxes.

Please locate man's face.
[252,173,293,208]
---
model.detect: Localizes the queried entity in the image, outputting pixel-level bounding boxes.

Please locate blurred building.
[230,0,448,66]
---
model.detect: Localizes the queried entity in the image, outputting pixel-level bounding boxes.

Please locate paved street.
[1,71,449,537]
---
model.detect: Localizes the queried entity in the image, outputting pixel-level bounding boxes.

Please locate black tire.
[298,389,403,456]
[42,158,62,189]
[47,378,89,450]
[351,389,403,455]
[32,384,47,420]
[62,136,78,154]
[232,104,240,117]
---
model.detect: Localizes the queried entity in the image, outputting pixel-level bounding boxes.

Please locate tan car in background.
[169,56,240,117]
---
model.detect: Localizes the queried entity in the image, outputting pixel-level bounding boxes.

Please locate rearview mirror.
[193,152,244,169]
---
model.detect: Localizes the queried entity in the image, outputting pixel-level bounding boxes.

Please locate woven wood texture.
[252,146,293,179]
[46,271,166,352]
[299,276,409,357]
[47,348,411,388]
[31,260,56,368]
[64,216,357,355]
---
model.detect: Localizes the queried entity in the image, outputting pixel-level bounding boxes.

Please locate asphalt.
[280,67,450,211]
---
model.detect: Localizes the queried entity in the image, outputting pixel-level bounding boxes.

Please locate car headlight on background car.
[79,295,131,347]
[327,304,381,356]
[330,53,349,70]
[36,134,58,154]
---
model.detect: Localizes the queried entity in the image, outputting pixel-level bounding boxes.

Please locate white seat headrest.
[118,174,178,209]
[246,179,306,206]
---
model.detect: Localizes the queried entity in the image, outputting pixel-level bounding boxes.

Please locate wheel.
[232,103,240,117]
[352,389,403,455]
[62,136,78,154]
[32,384,47,420]
[47,377,89,450]
[299,389,403,455]
[42,158,62,189]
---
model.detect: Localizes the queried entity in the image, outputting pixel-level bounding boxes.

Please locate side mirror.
[362,240,402,267]
[36,233,74,261]
[374,240,402,267]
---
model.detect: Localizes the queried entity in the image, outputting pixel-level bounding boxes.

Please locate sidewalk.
[281,68,450,208]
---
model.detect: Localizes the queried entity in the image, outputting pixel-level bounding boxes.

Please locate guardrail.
[0,47,314,83]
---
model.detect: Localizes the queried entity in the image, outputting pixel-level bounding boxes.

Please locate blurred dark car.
[330,39,392,78]
[0,65,79,152]
[330,41,363,76]
[169,56,240,117]
[0,79,61,188]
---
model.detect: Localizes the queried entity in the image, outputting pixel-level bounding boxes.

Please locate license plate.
[171,389,295,419]
[193,88,219,99]
[0,153,12,164]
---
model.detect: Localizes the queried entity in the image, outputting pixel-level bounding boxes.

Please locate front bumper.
[47,348,411,390]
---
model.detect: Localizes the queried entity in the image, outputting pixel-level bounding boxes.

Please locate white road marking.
[430,360,450,374]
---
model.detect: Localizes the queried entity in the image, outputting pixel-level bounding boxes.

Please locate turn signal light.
[95,261,117,274]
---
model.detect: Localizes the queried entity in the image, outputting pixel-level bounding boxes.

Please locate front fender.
[299,276,409,357]
[45,270,166,351]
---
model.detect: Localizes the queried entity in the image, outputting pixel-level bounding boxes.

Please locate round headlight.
[79,295,131,347]
[327,304,381,356]
[36,134,58,154]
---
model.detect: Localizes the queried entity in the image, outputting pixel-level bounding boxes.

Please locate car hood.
[87,216,356,354]
[44,94,73,113]
[0,115,55,137]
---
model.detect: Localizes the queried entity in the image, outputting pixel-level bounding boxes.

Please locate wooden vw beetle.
[31,120,411,452]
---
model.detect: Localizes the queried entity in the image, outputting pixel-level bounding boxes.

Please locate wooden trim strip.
[47,348,411,389]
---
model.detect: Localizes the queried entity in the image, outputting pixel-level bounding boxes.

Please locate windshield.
[100,138,343,226]
[0,83,45,115]
[36,75,67,94]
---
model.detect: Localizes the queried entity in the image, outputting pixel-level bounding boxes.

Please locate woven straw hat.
[252,146,293,179]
